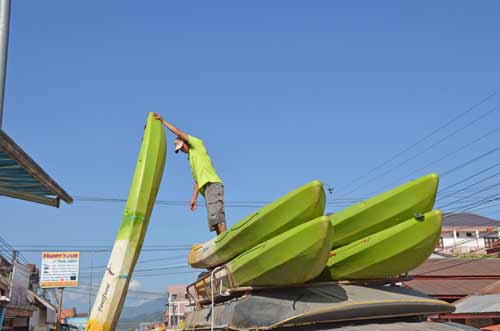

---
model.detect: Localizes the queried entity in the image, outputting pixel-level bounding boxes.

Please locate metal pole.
[0,0,10,128]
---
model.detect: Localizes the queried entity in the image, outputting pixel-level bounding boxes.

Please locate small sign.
[40,252,80,288]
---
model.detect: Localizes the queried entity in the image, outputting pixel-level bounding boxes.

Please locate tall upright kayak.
[329,173,439,249]
[85,113,166,331]
[188,180,326,269]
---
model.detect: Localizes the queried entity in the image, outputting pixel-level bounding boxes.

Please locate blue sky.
[1,1,499,312]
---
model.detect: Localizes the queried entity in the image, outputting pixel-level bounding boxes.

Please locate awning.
[0,129,72,207]
[28,291,56,312]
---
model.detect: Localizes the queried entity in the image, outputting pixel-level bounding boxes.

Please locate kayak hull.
[85,113,166,331]
[189,216,334,301]
[184,283,454,331]
[319,210,442,281]
[188,180,326,269]
[329,173,439,249]
[228,215,334,286]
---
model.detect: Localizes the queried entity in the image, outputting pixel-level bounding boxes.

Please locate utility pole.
[88,252,94,316]
[0,0,10,128]
[57,288,64,330]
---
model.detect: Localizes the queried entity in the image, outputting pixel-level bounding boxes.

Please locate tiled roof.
[443,213,500,228]
[60,308,76,319]
[167,284,187,296]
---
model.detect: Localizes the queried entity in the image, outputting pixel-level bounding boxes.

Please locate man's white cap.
[174,138,184,154]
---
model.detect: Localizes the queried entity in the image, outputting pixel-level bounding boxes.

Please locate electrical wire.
[343,104,500,196]
[377,126,500,193]
[337,89,500,193]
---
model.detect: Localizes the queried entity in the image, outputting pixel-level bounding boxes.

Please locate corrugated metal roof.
[0,129,72,207]
[404,279,496,296]
[479,280,500,295]
[454,294,500,313]
[443,213,500,228]
[410,259,500,277]
[482,324,500,331]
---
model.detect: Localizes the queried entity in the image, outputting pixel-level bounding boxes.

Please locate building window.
[456,232,460,237]
[466,232,472,237]
[172,293,177,300]
[437,237,444,249]
[185,293,189,299]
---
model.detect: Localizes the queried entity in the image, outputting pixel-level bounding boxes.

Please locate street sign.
[40,252,80,288]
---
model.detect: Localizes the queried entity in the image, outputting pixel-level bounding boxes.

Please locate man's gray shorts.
[204,183,226,232]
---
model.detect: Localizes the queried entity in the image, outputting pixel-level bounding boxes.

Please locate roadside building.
[438,280,500,330]
[436,213,500,256]
[28,291,57,331]
[404,258,500,303]
[165,285,193,329]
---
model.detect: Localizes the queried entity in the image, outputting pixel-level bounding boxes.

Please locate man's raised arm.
[153,113,189,142]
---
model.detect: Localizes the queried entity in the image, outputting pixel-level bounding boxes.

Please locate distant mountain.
[120,297,166,320]
[118,298,166,330]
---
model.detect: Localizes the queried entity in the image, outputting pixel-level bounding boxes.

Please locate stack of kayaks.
[188,173,442,303]
[188,180,327,268]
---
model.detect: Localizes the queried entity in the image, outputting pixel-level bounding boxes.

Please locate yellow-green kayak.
[86,113,166,331]
[330,173,439,249]
[188,180,326,269]
[191,216,334,300]
[319,210,442,281]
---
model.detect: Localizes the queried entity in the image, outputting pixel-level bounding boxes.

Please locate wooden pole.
[57,288,64,329]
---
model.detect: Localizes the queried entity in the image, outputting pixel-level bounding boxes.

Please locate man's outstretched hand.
[152,112,163,121]
[189,199,197,211]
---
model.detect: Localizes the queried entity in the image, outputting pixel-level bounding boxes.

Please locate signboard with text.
[40,252,80,288]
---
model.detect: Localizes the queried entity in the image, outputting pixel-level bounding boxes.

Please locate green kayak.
[86,113,166,331]
[191,216,333,298]
[329,173,439,249]
[188,180,326,269]
[319,210,442,281]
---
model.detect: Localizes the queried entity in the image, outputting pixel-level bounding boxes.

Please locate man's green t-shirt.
[188,135,222,195]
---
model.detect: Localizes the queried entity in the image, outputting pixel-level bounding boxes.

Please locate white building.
[165,285,193,328]
[437,213,500,256]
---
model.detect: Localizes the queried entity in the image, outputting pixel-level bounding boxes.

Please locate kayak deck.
[188,180,326,268]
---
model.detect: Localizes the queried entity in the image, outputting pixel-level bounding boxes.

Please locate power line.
[85,254,186,270]
[441,145,500,177]
[438,180,500,210]
[439,169,500,201]
[378,125,500,193]
[337,89,500,193]
[343,103,500,196]
[439,160,500,194]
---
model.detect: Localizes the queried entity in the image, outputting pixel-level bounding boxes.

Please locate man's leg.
[205,183,227,234]
[216,222,227,235]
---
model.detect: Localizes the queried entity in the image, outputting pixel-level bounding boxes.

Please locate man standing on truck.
[153,113,227,234]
